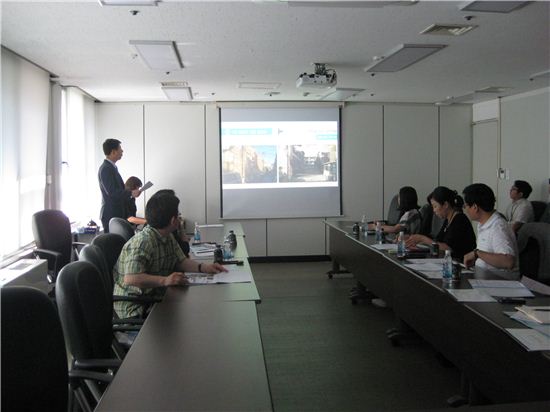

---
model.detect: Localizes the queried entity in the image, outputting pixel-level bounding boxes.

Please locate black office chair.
[540,203,550,224]
[32,209,86,283]
[109,217,136,242]
[517,222,550,285]
[1,286,111,412]
[531,201,547,222]
[56,261,124,378]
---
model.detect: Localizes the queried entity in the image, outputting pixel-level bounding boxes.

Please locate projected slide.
[220,107,341,219]
[221,121,338,188]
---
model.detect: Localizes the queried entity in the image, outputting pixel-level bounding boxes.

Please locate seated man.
[462,183,519,280]
[113,192,226,319]
[504,180,534,234]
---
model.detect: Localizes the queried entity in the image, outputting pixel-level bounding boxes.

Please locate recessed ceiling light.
[322,88,365,101]
[129,41,183,71]
[99,0,159,5]
[364,44,447,73]
[459,1,528,13]
[238,82,281,90]
[161,86,192,101]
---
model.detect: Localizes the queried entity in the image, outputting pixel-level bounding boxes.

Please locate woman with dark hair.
[406,186,476,260]
[124,176,143,220]
[369,186,422,234]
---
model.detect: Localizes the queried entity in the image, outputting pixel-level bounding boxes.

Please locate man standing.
[113,192,227,319]
[462,183,519,280]
[98,139,140,233]
[504,180,534,234]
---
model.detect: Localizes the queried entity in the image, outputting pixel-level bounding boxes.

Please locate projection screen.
[220,107,342,219]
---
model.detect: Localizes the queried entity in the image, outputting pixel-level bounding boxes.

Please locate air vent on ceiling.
[160,81,188,87]
[238,82,281,90]
[421,24,477,36]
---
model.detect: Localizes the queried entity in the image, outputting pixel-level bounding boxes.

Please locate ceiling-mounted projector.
[296,63,337,89]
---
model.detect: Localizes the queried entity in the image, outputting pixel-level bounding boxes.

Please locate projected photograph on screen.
[220,107,341,219]
[221,122,338,188]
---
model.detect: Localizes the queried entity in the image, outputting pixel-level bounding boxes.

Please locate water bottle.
[442,250,453,283]
[193,222,201,243]
[213,245,224,263]
[361,215,369,236]
[397,231,406,258]
[223,238,233,260]
[352,222,360,237]
[375,221,382,243]
[227,230,237,248]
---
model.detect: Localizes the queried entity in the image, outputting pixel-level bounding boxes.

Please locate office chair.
[531,200,548,222]
[540,203,550,224]
[109,217,136,242]
[1,286,112,412]
[386,194,402,225]
[56,261,124,376]
[517,222,550,285]
[32,209,86,283]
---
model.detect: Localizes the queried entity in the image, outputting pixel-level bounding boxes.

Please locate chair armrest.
[72,241,87,247]
[33,248,62,281]
[112,317,144,325]
[113,324,142,332]
[69,369,113,384]
[74,358,122,372]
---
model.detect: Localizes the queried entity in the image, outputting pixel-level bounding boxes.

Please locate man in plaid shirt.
[113,192,226,319]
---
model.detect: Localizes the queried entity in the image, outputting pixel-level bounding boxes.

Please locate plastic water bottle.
[352,222,360,237]
[213,245,224,263]
[223,238,233,260]
[397,231,406,258]
[361,215,368,236]
[442,250,453,283]
[227,230,237,248]
[193,222,201,243]
[375,221,382,243]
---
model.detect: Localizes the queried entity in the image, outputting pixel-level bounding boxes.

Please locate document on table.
[446,289,496,302]
[371,243,398,251]
[190,243,217,257]
[515,306,550,324]
[505,328,550,351]
[186,265,252,285]
[405,262,443,272]
[508,311,550,336]
[521,276,550,296]
[468,279,534,298]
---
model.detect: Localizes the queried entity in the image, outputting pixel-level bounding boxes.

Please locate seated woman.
[369,186,422,235]
[406,186,476,260]
[124,176,144,225]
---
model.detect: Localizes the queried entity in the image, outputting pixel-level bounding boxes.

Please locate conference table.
[96,223,272,411]
[326,220,550,405]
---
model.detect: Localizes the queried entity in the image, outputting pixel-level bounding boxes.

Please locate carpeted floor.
[252,261,461,412]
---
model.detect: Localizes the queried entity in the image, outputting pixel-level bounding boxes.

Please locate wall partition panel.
[341,103,384,221]
[205,103,222,224]
[267,218,326,256]
[383,105,439,213]
[95,103,145,218]
[238,219,268,257]
[439,105,472,193]
[144,103,206,227]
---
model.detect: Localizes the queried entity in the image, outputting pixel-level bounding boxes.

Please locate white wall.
[472,88,550,210]
[95,101,473,257]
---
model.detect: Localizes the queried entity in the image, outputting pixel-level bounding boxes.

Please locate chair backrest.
[430,213,445,239]
[56,261,114,360]
[79,244,114,298]
[531,201,547,222]
[109,217,135,242]
[540,203,550,224]
[92,233,126,280]
[517,222,550,284]
[386,194,402,225]
[32,209,73,271]
[419,203,433,236]
[1,286,68,411]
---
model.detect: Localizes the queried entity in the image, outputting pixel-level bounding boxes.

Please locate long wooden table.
[326,220,550,405]
[96,223,272,411]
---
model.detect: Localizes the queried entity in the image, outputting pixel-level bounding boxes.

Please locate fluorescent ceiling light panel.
[130,40,183,71]
[421,24,477,36]
[161,86,193,101]
[459,1,528,13]
[286,1,418,8]
[238,82,281,90]
[322,88,365,101]
[364,44,446,73]
[99,0,159,5]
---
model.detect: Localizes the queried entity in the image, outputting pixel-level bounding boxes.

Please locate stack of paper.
[515,306,550,324]
[468,279,534,298]
[190,243,217,258]
[186,265,253,285]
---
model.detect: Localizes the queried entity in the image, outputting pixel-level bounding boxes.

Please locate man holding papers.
[98,139,141,233]
[113,192,226,319]
[462,183,519,280]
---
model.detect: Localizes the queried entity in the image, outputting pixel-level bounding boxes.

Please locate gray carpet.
[252,261,461,412]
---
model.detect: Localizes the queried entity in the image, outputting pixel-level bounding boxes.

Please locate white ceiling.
[1,0,549,103]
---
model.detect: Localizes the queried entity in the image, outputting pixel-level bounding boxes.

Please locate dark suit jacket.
[98,159,129,223]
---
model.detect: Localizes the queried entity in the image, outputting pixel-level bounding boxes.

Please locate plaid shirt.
[113,225,186,319]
